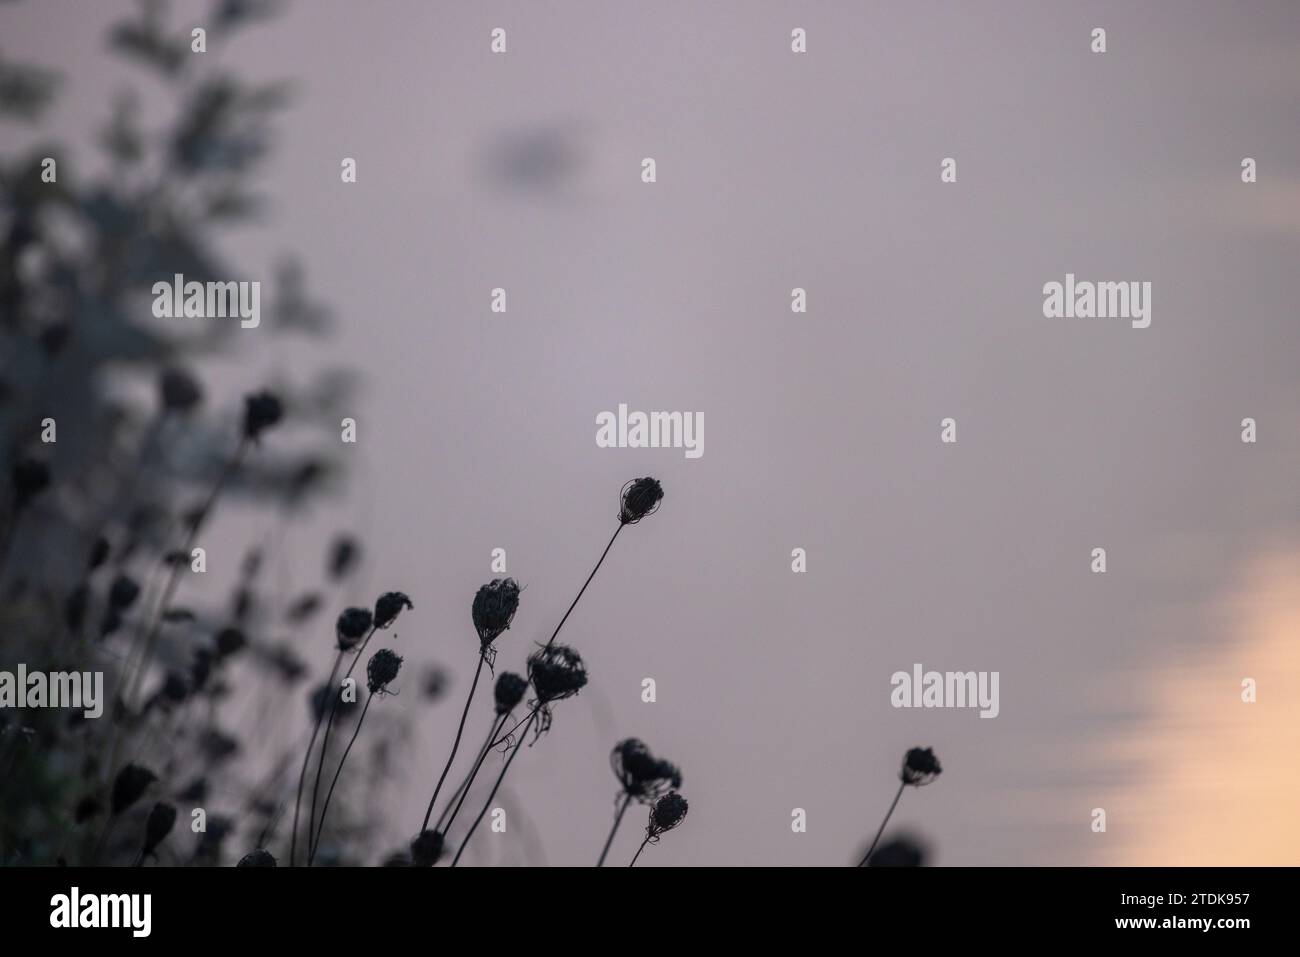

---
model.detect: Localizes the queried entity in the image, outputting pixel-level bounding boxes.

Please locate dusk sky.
[5,0,1298,865]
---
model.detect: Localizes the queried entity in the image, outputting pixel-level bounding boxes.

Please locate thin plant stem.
[858,780,906,866]
[436,712,507,835]
[290,648,345,866]
[447,522,630,865]
[488,708,535,750]
[307,626,378,858]
[542,523,621,652]
[420,650,488,832]
[629,834,651,867]
[451,708,537,866]
[309,693,374,866]
[597,793,632,867]
[124,437,249,710]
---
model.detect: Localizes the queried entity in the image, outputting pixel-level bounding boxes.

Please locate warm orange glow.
[1094,551,1300,865]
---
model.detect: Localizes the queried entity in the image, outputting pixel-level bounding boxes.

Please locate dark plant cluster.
[0,0,397,867]
[399,476,689,868]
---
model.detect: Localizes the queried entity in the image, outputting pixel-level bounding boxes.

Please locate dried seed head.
[900,746,942,787]
[287,592,323,623]
[178,778,208,803]
[199,728,240,764]
[39,321,70,357]
[410,829,444,867]
[867,834,928,867]
[309,682,359,723]
[422,666,450,702]
[87,536,110,571]
[527,644,587,704]
[493,671,528,714]
[328,535,359,580]
[242,391,283,441]
[190,648,213,693]
[237,849,277,867]
[612,738,682,802]
[268,644,307,685]
[648,791,689,838]
[159,367,203,413]
[472,578,520,646]
[366,648,403,695]
[374,590,413,629]
[335,606,373,649]
[141,802,177,857]
[159,672,189,704]
[107,575,141,611]
[74,794,102,825]
[619,477,663,525]
[64,583,89,633]
[111,763,156,816]
[214,626,247,660]
[11,457,50,509]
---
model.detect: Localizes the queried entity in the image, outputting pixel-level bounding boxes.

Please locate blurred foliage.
[0,0,391,866]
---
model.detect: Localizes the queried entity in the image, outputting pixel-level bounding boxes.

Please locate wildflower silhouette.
[0,0,362,864]
[417,578,520,846]
[121,391,283,714]
[409,828,444,867]
[866,833,928,867]
[598,738,682,866]
[93,763,156,863]
[1,457,50,574]
[630,791,689,867]
[433,671,528,837]
[858,747,942,867]
[291,605,372,866]
[449,478,663,866]
[301,592,411,865]
[132,801,177,866]
[237,849,277,868]
[310,648,404,865]
[451,644,588,866]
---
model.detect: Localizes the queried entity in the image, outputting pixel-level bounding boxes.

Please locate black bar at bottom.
[0,865,1283,942]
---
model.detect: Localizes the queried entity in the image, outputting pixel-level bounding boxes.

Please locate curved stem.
[445,521,626,864]
[290,649,344,866]
[597,793,632,867]
[124,438,248,710]
[105,438,249,786]
[308,627,378,858]
[858,780,906,866]
[420,650,487,832]
[437,712,506,835]
[309,694,373,866]
[451,708,537,866]
[629,835,651,868]
[543,523,622,651]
